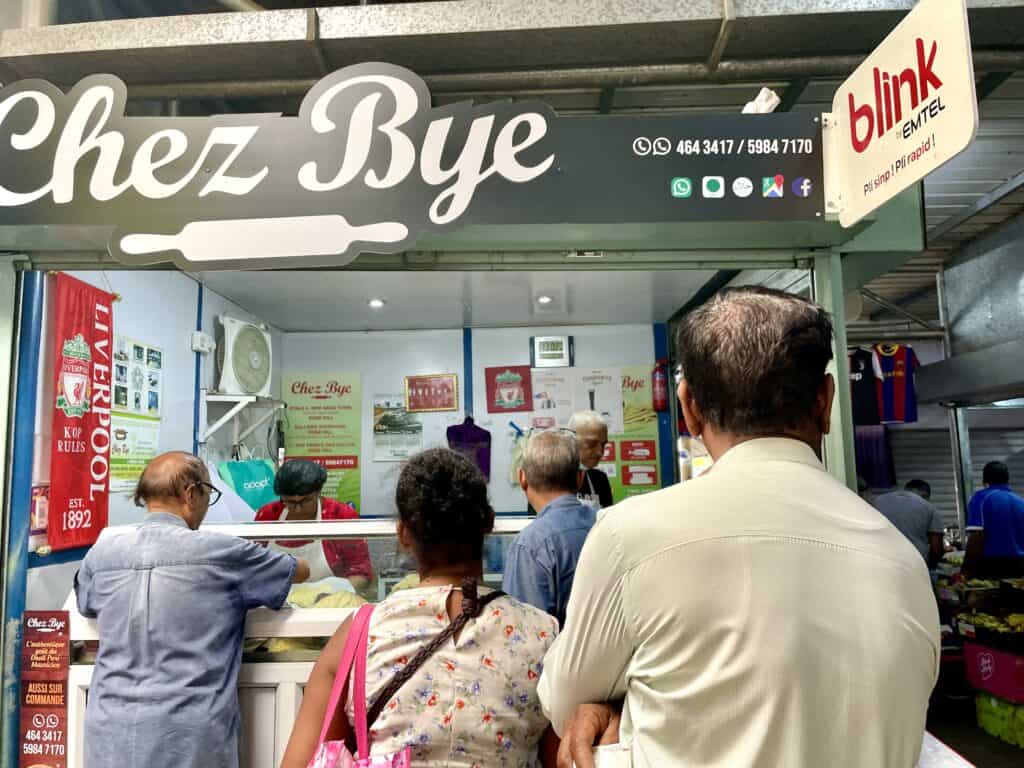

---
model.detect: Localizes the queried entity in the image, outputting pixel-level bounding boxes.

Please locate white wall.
[472,324,656,512]
[281,330,465,516]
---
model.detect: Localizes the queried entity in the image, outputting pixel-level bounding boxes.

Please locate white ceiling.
[195,270,715,332]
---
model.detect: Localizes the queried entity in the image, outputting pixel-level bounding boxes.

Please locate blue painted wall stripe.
[3,270,45,768]
[28,545,91,569]
[192,283,203,455]
[462,327,473,417]
[653,323,676,487]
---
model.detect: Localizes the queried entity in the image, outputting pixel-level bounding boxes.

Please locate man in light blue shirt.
[75,452,310,768]
[503,429,596,626]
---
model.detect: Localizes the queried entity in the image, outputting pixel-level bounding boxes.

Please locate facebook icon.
[791,177,813,198]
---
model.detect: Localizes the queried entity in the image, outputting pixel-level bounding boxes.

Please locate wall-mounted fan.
[216,316,272,397]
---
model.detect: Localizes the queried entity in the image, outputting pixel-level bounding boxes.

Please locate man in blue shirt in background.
[965,460,1024,578]
[504,429,596,626]
[75,452,310,768]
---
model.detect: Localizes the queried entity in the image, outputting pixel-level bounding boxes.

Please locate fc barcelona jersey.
[874,343,919,423]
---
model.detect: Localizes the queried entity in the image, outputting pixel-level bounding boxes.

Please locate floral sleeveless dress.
[345,585,558,767]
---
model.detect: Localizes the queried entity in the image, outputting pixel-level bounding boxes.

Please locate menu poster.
[485,366,533,414]
[606,367,660,503]
[283,373,362,510]
[405,373,458,413]
[528,369,574,429]
[572,368,624,436]
[110,414,161,493]
[19,611,70,768]
[372,394,423,462]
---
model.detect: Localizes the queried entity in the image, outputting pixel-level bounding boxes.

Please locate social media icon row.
[671,176,813,199]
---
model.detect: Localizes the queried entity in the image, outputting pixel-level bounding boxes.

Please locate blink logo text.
[848,38,944,153]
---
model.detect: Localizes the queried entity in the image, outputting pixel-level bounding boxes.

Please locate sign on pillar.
[19,611,70,768]
[824,0,978,227]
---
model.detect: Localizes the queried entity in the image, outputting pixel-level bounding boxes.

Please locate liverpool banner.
[48,274,114,551]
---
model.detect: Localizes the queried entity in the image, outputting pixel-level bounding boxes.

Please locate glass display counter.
[62,517,533,768]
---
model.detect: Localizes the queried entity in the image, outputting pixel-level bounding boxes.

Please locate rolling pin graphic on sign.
[119,215,409,264]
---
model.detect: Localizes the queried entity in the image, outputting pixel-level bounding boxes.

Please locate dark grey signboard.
[0,63,823,269]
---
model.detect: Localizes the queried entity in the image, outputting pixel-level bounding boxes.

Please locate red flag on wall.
[48,274,114,551]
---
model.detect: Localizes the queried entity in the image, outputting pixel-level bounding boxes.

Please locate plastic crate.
[965,642,1024,704]
[976,692,1024,749]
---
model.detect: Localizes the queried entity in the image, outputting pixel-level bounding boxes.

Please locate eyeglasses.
[673,364,684,384]
[192,481,222,506]
[578,438,610,452]
[280,493,317,510]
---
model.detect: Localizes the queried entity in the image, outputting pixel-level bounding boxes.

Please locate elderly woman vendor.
[255,460,373,588]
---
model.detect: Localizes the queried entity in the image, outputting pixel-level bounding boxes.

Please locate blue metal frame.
[27,545,90,569]
[2,270,45,768]
[653,323,676,488]
[462,327,473,417]
[192,283,204,455]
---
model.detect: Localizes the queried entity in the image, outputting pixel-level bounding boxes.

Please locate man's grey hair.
[521,430,580,493]
[675,286,834,435]
[568,411,607,432]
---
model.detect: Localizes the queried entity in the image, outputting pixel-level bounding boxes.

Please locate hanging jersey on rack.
[874,343,920,423]
[848,347,883,426]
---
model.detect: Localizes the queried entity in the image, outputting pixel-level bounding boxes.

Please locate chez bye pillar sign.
[0,63,825,269]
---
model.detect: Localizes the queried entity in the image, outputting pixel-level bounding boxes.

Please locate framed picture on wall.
[405,373,459,413]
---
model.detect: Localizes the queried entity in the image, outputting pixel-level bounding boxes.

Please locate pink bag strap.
[316,604,374,748]
[352,605,373,759]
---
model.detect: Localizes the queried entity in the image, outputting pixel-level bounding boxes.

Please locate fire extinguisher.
[652,358,669,412]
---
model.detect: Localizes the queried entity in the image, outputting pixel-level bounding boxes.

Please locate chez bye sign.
[0,63,824,269]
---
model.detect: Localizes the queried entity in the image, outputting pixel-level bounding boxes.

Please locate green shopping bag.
[217,459,278,511]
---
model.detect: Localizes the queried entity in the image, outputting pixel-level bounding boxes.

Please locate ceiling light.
[367,298,386,309]
[536,295,554,305]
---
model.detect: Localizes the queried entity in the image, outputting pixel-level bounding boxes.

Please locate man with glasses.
[74,451,310,768]
[504,429,596,626]
[255,459,373,588]
[568,411,614,512]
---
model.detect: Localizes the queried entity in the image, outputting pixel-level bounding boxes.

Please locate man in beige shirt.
[538,287,939,768]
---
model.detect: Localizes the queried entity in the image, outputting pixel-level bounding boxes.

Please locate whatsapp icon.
[670,177,693,198]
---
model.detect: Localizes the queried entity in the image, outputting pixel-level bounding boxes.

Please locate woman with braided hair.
[282,448,560,768]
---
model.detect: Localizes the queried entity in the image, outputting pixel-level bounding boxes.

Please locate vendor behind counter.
[255,460,373,588]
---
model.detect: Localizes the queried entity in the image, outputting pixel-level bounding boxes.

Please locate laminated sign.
[19,611,70,768]
[826,0,977,226]
[48,273,114,550]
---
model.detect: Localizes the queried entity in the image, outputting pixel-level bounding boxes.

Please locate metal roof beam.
[860,288,941,331]
[706,0,735,72]
[975,71,1014,101]
[928,168,1024,245]
[113,50,1024,100]
[867,282,937,320]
